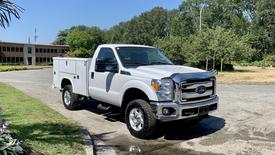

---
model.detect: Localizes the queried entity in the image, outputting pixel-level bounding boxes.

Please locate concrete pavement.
[1,68,275,155]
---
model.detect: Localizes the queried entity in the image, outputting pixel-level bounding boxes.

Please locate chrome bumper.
[150,96,219,122]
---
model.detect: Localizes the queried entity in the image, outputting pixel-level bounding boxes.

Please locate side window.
[95,48,118,72]
[97,48,117,63]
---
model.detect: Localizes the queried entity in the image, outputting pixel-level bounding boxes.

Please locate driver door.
[89,48,120,105]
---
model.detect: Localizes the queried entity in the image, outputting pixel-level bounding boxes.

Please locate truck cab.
[53,44,219,139]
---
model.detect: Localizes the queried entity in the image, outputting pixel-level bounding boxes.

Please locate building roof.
[0,41,69,48]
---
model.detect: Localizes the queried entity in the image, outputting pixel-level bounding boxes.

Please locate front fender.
[119,80,158,104]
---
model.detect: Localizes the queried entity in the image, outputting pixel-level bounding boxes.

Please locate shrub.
[65,48,93,58]
[263,55,275,67]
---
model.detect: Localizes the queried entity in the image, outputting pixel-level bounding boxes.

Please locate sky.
[0,0,183,44]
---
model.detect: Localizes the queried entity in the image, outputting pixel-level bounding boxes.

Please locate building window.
[36,48,38,52]
[3,47,6,52]
[20,48,23,52]
[15,47,18,52]
[11,47,15,52]
[28,47,32,54]
[7,47,10,52]
[43,49,46,53]
[19,57,23,63]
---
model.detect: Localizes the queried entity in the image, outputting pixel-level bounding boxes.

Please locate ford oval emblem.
[196,86,206,94]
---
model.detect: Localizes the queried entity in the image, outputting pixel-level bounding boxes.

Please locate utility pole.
[199,4,208,70]
[34,28,38,44]
[199,4,205,32]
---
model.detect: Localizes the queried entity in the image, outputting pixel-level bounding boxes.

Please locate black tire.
[125,99,157,139]
[62,85,79,110]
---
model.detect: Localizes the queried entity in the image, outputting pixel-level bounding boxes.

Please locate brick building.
[0,41,69,65]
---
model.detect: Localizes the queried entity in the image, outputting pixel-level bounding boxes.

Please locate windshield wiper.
[125,62,149,66]
[150,61,172,65]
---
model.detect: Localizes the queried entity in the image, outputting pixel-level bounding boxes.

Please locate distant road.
[1,68,275,155]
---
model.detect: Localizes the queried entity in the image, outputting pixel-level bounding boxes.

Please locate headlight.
[151,78,174,101]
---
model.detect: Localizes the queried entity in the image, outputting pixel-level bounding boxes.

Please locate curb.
[80,128,118,155]
[80,129,94,155]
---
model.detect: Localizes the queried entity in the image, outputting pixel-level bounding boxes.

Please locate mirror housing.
[95,59,118,73]
[172,58,183,65]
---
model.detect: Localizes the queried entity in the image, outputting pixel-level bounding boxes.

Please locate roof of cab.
[98,44,154,48]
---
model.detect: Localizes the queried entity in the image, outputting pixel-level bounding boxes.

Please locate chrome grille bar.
[180,79,214,102]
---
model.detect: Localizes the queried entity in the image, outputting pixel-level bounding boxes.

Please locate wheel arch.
[120,80,158,114]
[61,78,74,91]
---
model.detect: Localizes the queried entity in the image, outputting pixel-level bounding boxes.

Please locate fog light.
[162,108,174,115]
[162,108,170,115]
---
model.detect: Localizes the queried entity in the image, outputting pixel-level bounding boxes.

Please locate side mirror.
[95,59,106,72]
[95,59,118,73]
[172,58,183,65]
[105,63,118,73]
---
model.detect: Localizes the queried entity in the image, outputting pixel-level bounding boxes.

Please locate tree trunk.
[220,59,223,72]
[205,58,208,71]
[212,54,215,70]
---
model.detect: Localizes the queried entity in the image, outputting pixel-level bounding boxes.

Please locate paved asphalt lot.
[1,68,275,155]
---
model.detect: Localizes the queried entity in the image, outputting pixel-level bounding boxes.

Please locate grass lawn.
[0,66,50,72]
[0,83,85,155]
[217,66,275,84]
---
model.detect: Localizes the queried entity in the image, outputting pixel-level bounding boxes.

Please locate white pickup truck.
[52,44,219,139]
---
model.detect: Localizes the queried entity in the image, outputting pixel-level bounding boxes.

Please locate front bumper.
[150,96,219,121]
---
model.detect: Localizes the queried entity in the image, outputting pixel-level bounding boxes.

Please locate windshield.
[116,47,173,68]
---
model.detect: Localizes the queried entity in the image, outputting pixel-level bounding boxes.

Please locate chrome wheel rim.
[64,90,71,106]
[129,108,144,131]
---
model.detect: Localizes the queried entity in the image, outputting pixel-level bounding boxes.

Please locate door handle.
[91,72,94,79]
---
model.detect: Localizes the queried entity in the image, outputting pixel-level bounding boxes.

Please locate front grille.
[180,78,215,103]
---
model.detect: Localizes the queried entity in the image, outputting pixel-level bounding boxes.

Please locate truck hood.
[127,65,206,79]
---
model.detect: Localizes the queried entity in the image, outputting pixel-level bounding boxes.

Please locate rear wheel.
[62,85,79,110]
[125,99,157,139]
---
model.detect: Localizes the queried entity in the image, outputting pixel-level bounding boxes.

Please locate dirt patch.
[217,66,275,84]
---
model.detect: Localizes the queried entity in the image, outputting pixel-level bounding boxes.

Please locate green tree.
[168,9,195,37]
[106,7,169,45]
[250,0,275,65]
[154,37,188,64]
[53,25,91,45]
[65,48,93,58]
[179,0,250,34]
[0,0,23,28]
[66,29,93,50]
[87,26,106,51]
[189,27,255,71]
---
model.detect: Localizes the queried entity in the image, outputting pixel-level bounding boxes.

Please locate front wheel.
[62,85,79,110]
[125,99,157,139]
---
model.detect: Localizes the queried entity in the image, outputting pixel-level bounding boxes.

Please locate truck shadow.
[92,116,225,154]
[77,100,225,141]
[160,116,225,140]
